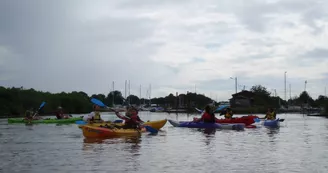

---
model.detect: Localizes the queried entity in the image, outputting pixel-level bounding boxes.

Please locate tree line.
[0,86,213,117]
[1,85,327,117]
[249,85,328,113]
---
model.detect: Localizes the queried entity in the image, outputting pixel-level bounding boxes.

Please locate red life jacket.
[125,113,140,127]
[201,112,215,123]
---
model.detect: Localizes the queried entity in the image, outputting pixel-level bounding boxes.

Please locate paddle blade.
[144,126,158,134]
[39,102,46,110]
[91,98,107,107]
[195,108,203,113]
[113,120,123,123]
[215,105,229,112]
[76,120,87,125]
[254,118,261,123]
[279,119,285,122]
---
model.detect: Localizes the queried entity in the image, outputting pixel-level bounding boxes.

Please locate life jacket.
[124,114,140,128]
[225,111,233,119]
[202,112,215,123]
[266,112,275,120]
[93,112,101,120]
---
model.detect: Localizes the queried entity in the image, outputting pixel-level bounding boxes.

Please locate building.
[229,90,255,107]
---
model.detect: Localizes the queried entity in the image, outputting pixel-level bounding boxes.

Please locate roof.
[231,90,255,98]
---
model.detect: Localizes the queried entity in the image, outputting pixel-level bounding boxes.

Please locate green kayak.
[8,117,82,124]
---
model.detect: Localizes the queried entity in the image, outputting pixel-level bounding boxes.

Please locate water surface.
[1,112,328,173]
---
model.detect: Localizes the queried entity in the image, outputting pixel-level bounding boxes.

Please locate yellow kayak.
[81,125,145,138]
[79,119,167,130]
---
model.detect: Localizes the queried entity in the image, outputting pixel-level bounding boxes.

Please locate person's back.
[194,105,216,123]
[202,112,215,123]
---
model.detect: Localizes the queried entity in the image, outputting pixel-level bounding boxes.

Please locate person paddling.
[220,107,233,119]
[114,106,144,129]
[55,106,71,119]
[83,105,104,123]
[24,109,34,120]
[193,105,216,123]
[24,108,42,120]
[264,108,276,120]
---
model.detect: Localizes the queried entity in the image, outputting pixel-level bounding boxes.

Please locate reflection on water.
[83,136,141,144]
[266,128,280,138]
[201,128,216,146]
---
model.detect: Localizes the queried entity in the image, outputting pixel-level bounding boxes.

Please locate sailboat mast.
[112,81,115,106]
[128,80,130,104]
[125,80,127,99]
[149,84,151,105]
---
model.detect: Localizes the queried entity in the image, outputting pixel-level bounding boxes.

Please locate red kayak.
[194,115,258,126]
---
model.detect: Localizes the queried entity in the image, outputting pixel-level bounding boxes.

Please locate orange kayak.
[81,125,146,138]
[79,119,167,130]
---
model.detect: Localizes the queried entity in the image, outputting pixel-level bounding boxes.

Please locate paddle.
[76,120,87,125]
[195,105,229,114]
[75,119,123,125]
[109,107,158,134]
[192,105,229,124]
[254,118,285,122]
[91,98,158,134]
[32,101,46,118]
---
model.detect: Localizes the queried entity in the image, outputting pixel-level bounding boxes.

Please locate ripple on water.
[1,114,328,173]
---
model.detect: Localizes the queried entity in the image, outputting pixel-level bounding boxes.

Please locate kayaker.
[55,106,70,119]
[220,107,233,119]
[83,105,104,123]
[115,106,144,129]
[24,109,33,120]
[25,108,42,120]
[264,108,276,120]
[193,105,216,123]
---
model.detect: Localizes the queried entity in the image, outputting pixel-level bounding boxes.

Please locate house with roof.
[229,90,255,107]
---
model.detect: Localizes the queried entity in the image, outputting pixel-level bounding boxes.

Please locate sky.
[0,0,328,101]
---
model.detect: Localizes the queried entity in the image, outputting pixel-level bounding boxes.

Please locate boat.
[8,117,82,124]
[78,119,167,130]
[263,119,280,128]
[168,119,245,130]
[81,125,145,138]
[150,107,165,112]
[193,115,258,126]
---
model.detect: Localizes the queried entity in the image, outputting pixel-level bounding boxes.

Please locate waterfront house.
[229,90,255,107]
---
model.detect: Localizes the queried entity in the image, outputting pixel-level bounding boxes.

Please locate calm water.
[1,112,328,173]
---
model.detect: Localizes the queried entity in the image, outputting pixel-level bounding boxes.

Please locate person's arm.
[115,112,128,120]
[136,116,144,123]
[193,114,204,122]
[264,112,268,119]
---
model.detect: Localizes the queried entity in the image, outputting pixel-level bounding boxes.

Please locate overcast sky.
[0,0,327,101]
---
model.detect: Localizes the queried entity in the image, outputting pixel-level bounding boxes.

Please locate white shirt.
[83,112,96,121]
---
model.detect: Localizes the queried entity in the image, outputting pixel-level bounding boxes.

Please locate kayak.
[194,115,258,126]
[8,117,82,124]
[168,119,245,130]
[78,119,167,130]
[81,125,145,138]
[263,118,280,128]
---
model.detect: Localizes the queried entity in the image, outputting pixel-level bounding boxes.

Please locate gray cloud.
[0,0,327,100]
[301,48,328,59]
